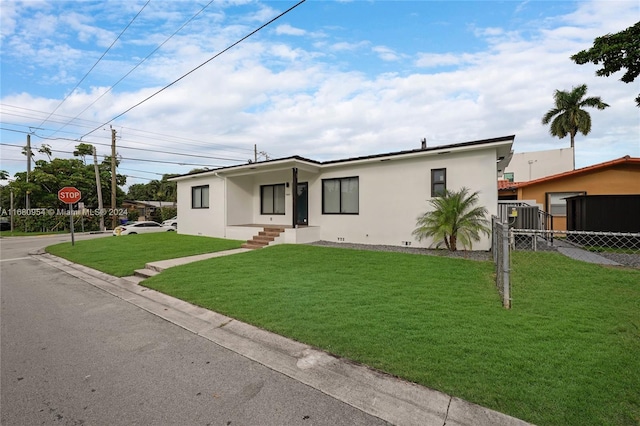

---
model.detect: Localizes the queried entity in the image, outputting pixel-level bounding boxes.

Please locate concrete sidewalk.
[33,249,533,426]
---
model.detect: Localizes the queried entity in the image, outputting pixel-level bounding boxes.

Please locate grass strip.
[46,233,243,276]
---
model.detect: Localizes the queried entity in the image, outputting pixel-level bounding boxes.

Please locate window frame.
[431,168,447,197]
[260,183,286,215]
[322,176,359,215]
[191,185,209,209]
[546,191,585,216]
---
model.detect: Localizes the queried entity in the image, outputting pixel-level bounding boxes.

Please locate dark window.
[322,177,359,214]
[192,185,209,209]
[261,184,286,215]
[431,168,446,197]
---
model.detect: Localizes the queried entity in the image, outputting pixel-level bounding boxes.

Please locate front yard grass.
[46,233,243,277]
[142,245,640,426]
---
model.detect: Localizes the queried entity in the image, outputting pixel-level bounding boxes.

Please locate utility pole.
[93,146,105,232]
[10,189,14,231]
[111,127,117,230]
[254,144,258,163]
[26,134,31,209]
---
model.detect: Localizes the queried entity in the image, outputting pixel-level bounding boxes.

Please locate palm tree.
[541,84,609,168]
[412,187,490,251]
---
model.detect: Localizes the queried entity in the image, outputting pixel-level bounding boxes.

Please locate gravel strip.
[307,240,492,262]
[596,252,640,269]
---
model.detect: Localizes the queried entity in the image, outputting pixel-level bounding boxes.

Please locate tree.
[38,144,52,161]
[73,143,94,165]
[571,22,640,107]
[412,187,490,251]
[22,145,34,158]
[541,84,609,168]
[125,175,177,202]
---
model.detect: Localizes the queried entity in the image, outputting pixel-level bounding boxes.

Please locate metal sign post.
[69,203,75,246]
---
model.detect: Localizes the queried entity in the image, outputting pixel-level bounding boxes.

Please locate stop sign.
[58,187,81,204]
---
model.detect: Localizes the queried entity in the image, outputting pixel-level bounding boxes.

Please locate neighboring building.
[123,200,177,221]
[499,156,640,230]
[171,135,514,251]
[502,147,574,183]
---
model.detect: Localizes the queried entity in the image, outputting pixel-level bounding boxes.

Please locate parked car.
[162,216,178,228]
[113,221,176,236]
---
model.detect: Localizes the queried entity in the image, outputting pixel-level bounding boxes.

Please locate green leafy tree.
[541,84,609,168]
[571,22,640,107]
[73,143,94,165]
[126,183,152,200]
[38,144,52,161]
[126,175,177,203]
[412,187,490,251]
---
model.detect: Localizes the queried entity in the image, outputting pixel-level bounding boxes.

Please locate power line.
[1,104,255,153]
[80,0,307,139]
[119,167,166,176]
[0,142,223,168]
[38,0,152,130]
[0,127,245,162]
[47,0,215,138]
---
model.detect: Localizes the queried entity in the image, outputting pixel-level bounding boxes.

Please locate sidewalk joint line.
[443,396,452,425]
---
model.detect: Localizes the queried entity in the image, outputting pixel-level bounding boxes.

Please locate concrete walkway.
[133,248,252,279]
[556,247,621,265]
[33,248,533,426]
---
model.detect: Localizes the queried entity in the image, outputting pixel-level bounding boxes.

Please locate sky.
[1,0,639,189]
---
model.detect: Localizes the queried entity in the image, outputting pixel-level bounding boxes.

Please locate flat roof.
[170,135,515,181]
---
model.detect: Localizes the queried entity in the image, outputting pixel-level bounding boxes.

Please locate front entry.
[296,182,308,225]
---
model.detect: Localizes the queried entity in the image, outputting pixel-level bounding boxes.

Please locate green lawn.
[1,230,68,237]
[141,245,640,426]
[46,233,243,276]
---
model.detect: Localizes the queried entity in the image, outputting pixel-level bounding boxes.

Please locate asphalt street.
[0,235,389,426]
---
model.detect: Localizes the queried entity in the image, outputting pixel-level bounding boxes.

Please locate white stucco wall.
[314,149,497,250]
[175,174,225,237]
[504,148,573,182]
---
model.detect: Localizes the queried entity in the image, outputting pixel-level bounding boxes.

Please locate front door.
[296,182,308,225]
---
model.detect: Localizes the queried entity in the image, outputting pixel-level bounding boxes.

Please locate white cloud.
[275,23,306,36]
[372,45,402,62]
[1,0,638,182]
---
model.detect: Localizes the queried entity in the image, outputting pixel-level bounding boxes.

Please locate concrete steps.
[241,227,285,249]
[134,268,159,279]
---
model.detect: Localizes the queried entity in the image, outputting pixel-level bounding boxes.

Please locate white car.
[162,216,178,228]
[113,221,176,236]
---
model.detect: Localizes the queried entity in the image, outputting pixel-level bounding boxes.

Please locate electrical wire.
[0,127,245,162]
[1,104,255,154]
[47,0,215,138]
[80,0,307,139]
[0,142,222,168]
[37,0,152,130]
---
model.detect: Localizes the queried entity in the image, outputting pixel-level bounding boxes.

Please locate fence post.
[502,225,511,309]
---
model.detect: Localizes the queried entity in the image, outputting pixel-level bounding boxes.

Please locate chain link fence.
[492,217,640,308]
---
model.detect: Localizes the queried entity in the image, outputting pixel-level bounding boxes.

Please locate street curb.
[32,252,533,426]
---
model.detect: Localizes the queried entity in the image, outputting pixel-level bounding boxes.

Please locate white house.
[171,135,514,251]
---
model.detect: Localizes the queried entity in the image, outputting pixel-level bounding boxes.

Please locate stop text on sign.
[58,187,82,204]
